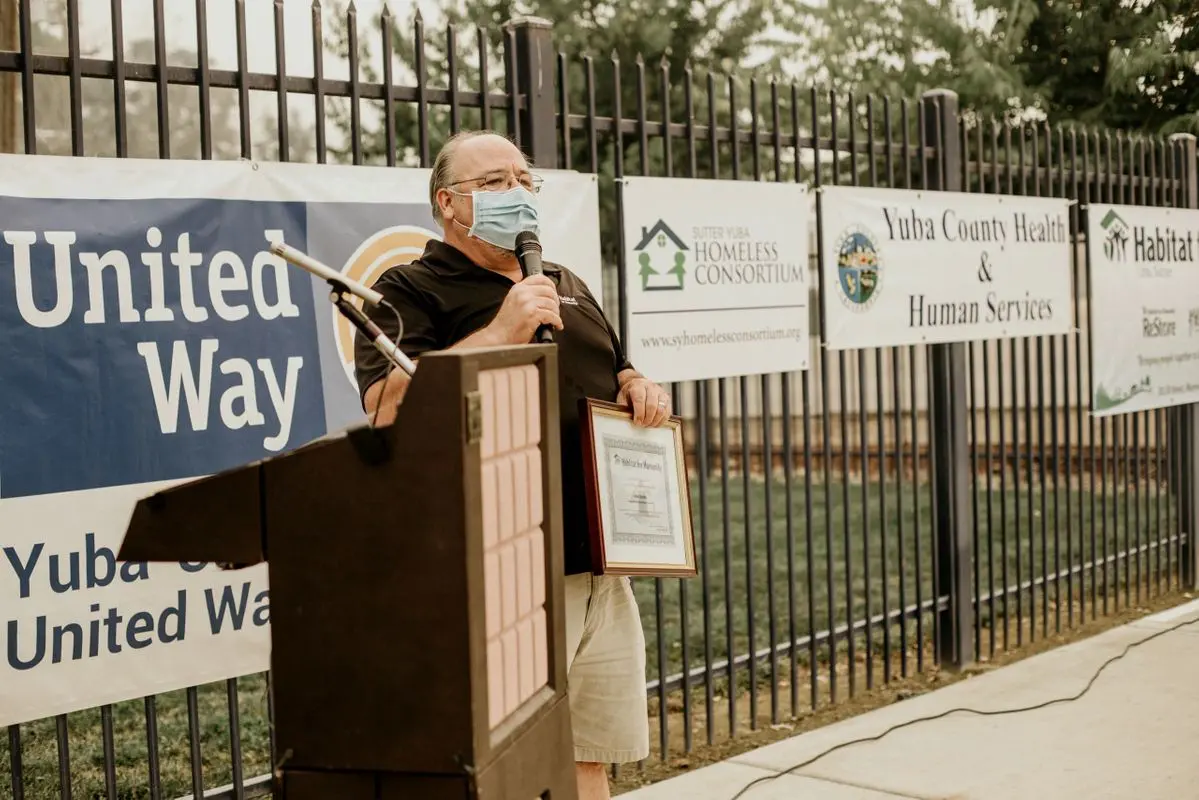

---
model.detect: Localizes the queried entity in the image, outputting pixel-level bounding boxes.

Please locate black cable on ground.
[729,613,1199,800]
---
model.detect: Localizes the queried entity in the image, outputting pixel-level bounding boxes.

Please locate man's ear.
[437,189,455,224]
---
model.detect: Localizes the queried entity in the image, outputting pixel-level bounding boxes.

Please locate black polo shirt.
[354,239,631,576]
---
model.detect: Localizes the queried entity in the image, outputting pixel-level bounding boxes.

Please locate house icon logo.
[1100,208,1129,262]
[633,219,688,291]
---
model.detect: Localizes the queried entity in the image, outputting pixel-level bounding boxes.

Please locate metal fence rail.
[2,2,1196,798]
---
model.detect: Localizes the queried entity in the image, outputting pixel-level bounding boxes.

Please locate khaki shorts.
[564,573,650,764]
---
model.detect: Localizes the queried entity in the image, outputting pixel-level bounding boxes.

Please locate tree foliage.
[778,0,1199,135]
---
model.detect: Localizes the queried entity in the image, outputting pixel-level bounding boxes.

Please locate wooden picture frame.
[579,398,697,578]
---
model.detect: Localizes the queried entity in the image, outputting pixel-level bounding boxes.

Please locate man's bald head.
[428,130,530,226]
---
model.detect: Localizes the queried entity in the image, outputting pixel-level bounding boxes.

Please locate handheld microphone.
[270,240,385,308]
[329,291,416,378]
[514,230,554,344]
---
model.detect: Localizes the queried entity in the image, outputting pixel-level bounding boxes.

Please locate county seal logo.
[332,225,439,387]
[835,225,883,311]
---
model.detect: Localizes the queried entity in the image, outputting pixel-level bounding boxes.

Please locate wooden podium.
[118,345,578,800]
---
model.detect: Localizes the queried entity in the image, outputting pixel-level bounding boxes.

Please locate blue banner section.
[0,198,326,498]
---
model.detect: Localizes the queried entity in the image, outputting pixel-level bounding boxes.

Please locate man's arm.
[364,275,563,426]
[363,325,504,427]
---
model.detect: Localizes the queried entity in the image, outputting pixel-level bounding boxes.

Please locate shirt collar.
[423,238,562,279]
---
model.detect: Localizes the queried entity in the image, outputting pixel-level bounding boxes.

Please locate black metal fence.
[2,2,1197,798]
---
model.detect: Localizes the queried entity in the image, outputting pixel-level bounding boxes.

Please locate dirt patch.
[613,589,1195,795]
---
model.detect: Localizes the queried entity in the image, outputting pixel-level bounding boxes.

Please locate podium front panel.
[478,364,551,731]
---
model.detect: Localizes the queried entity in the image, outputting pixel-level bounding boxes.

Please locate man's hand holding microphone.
[483,274,563,345]
[478,230,561,346]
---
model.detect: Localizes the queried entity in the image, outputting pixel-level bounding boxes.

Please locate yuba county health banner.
[1086,203,1199,416]
[819,186,1074,349]
[0,153,602,727]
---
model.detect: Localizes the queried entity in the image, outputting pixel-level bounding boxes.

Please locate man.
[353,130,671,799]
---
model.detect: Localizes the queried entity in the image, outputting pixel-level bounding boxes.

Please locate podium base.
[277,695,577,799]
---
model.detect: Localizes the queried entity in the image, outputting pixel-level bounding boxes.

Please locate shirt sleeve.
[572,270,634,375]
[352,268,440,409]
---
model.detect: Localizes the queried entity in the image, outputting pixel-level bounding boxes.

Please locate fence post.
[509,17,558,169]
[1169,133,1199,588]
[922,89,974,670]
[0,0,18,153]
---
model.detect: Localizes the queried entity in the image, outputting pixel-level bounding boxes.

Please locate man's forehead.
[452,135,529,174]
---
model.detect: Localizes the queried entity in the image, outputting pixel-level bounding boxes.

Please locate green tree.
[1106,1,1199,134]
[987,0,1166,129]
[775,0,1038,122]
[783,0,1199,136]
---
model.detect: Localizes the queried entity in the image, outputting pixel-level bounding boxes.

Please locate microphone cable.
[728,612,1199,800]
[367,299,405,430]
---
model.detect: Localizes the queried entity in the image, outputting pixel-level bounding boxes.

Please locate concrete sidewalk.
[622,599,1199,800]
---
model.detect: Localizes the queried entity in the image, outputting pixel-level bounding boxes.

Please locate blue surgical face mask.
[454,185,540,251]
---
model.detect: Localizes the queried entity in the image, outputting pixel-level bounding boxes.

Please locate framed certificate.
[579,398,697,578]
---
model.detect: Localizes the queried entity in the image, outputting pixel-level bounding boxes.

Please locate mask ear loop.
[443,187,480,238]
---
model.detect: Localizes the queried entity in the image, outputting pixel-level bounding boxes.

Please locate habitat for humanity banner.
[820,186,1073,349]
[620,176,810,382]
[0,153,602,727]
[1086,203,1199,415]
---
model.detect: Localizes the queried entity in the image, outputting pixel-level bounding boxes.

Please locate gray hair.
[428,129,517,226]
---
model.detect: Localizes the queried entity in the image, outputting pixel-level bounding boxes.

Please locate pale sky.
[68,0,407,82]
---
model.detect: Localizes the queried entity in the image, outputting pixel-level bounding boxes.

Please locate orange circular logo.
[332,225,439,387]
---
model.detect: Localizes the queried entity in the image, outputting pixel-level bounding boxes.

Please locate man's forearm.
[364,324,508,426]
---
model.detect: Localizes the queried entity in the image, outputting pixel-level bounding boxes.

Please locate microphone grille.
[514,230,542,255]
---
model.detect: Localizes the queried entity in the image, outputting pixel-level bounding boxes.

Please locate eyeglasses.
[449,170,544,195]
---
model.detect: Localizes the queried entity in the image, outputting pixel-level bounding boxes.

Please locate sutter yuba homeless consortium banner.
[1086,203,1199,416]
[0,153,602,727]
[620,176,811,382]
[820,186,1074,349]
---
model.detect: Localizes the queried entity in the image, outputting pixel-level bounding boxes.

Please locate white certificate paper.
[590,412,692,571]
[604,435,676,546]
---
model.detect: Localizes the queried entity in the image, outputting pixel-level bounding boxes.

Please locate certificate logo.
[633,219,688,292]
[332,225,439,386]
[1100,208,1129,262]
[835,225,883,311]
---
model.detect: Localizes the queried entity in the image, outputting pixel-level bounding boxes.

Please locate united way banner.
[820,186,1074,349]
[1086,203,1199,416]
[0,153,602,726]
[620,176,811,382]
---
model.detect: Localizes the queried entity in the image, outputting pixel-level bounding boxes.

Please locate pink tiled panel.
[492,369,512,455]
[509,363,528,448]
[487,638,504,727]
[514,534,532,617]
[530,531,546,608]
[532,608,548,688]
[481,462,498,548]
[524,367,540,445]
[499,542,517,629]
[496,455,514,542]
[485,552,501,638]
[478,370,496,459]
[528,448,543,527]
[512,451,530,533]
[480,365,549,730]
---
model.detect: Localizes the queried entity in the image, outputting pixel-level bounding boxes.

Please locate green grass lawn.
[3,472,1181,799]
[635,471,1183,687]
